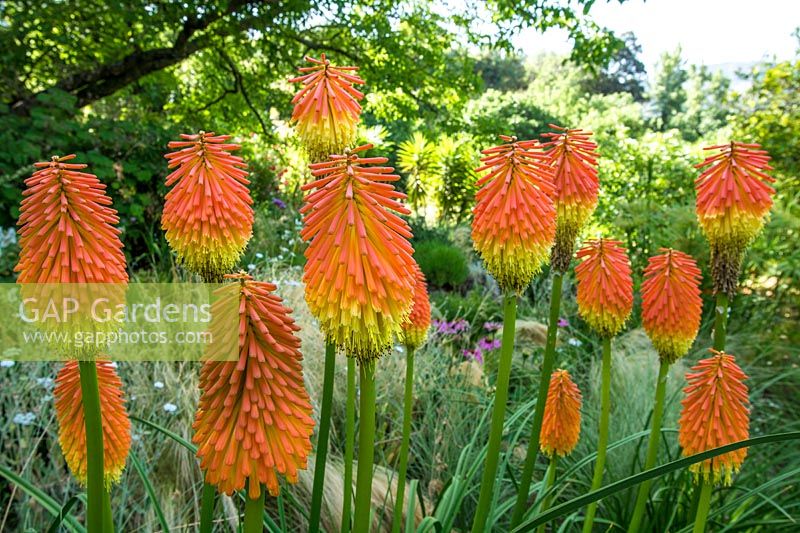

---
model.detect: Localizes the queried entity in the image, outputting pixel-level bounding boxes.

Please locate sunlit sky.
[513,0,800,72]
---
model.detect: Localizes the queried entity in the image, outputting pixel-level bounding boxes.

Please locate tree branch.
[219,50,269,137]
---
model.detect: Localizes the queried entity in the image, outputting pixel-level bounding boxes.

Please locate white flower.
[154,381,164,389]
[395,345,405,353]
[163,403,178,413]
[255,252,264,259]
[13,412,36,426]
[567,338,583,347]
[36,377,54,390]
[247,263,256,271]
[0,360,15,368]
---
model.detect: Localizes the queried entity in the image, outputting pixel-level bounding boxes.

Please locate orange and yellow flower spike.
[541,125,599,272]
[695,142,776,296]
[193,273,314,498]
[300,144,416,362]
[15,155,128,283]
[472,136,556,293]
[641,248,703,364]
[575,239,633,338]
[401,263,431,350]
[54,359,131,486]
[540,369,583,458]
[162,132,253,281]
[290,54,365,162]
[679,349,750,485]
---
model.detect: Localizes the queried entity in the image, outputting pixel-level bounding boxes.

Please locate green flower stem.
[341,357,357,533]
[243,484,266,533]
[309,342,337,533]
[354,361,377,532]
[511,273,563,527]
[199,482,216,533]
[692,481,713,533]
[78,360,106,533]
[713,293,728,351]
[471,292,518,533]
[583,336,612,533]
[628,359,670,532]
[536,456,558,533]
[103,487,114,533]
[392,345,416,533]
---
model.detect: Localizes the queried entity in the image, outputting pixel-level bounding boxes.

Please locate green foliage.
[397,132,441,211]
[581,32,646,101]
[648,48,689,131]
[437,136,479,223]
[415,240,469,289]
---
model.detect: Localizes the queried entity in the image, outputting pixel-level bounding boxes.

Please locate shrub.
[415,240,469,289]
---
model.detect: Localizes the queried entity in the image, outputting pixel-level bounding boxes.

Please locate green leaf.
[46,495,85,533]
[130,451,171,532]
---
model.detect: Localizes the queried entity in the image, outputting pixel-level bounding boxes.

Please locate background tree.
[581,31,646,101]
[648,48,689,131]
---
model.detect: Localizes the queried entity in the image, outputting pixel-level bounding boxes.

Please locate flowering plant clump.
[541,125,599,272]
[401,263,432,350]
[575,239,633,338]
[679,349,750,485]
[290,54,365,162]
[193,273,314,497]
[695,142,776,296]
[433,318,470,335]
[300,144,416,362]
[472,135,556,293]
[54,359,131,486]
[162,132,253,281]
[540,369,582,457]
[641,248,703,364]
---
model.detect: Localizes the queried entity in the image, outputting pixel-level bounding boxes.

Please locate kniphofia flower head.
[575,239,633,338]
[679,349,750,485]
[641,248,703,364]
[401,262,431,350]
[541,125,599,273]
[162,132,253,281]
[300,144,416,362]
[540,369,582,457]
[193,273,314,497]
[471,136,556,293]
[695,142,776,296]
[290,54,365,162]
[54,359,131,486]
[15,155,127,283]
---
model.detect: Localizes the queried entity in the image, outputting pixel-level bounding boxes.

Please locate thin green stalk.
[102,487,114,533]
[78,360,106,533]
[341,357,357,533]
[713,293,728,351]
[471,292,518,533]
[243,484,266,533]
[692,481,713,533]
[536,456,558,533]
[511,273,563,527]
[628,359,670,532]
[392,346,415,533]
[199,482,216,533]
[354,361,377,532]
[583,336,612,533]
[309,342,337,533]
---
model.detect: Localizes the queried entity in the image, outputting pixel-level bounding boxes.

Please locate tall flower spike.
[695,142,776,297]
[472,136,556,293]
[401,262,431,350]
[540,369,582,457]
[679,349,750,485]
[162,132,253,281]
[301,144,416,362]
[575,239,633,338]
[15,155,127,283]
[290,54,365,162]
[641,249,703,364]
[541,125,599,273]
[193,273,314,498]
[54,359,131,486]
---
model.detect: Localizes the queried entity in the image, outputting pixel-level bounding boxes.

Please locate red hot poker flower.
[575,239,633,338]
[540,369,582,457]
[401,262,431,350]
[193,274,314,498]
[471,136,556,293]
[641,248,703,364]
[679,349,750,485]
[300,144,416,361]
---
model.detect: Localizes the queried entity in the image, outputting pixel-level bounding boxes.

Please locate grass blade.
[130,451,170,532]
[47,495,84,533]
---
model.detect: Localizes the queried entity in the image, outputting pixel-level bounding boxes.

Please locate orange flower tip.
[55,359,131,487]
[401,264,431,350]
[302,147,415,361]
[471,137,556,293]
[162,132,253,281]
[679,349,750,485]
[15,156,128,284]
[193,279,314,497]
[575,238,633,338]
[540,369,582,457]
[289,55,365,162]
[641,248,703,364]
